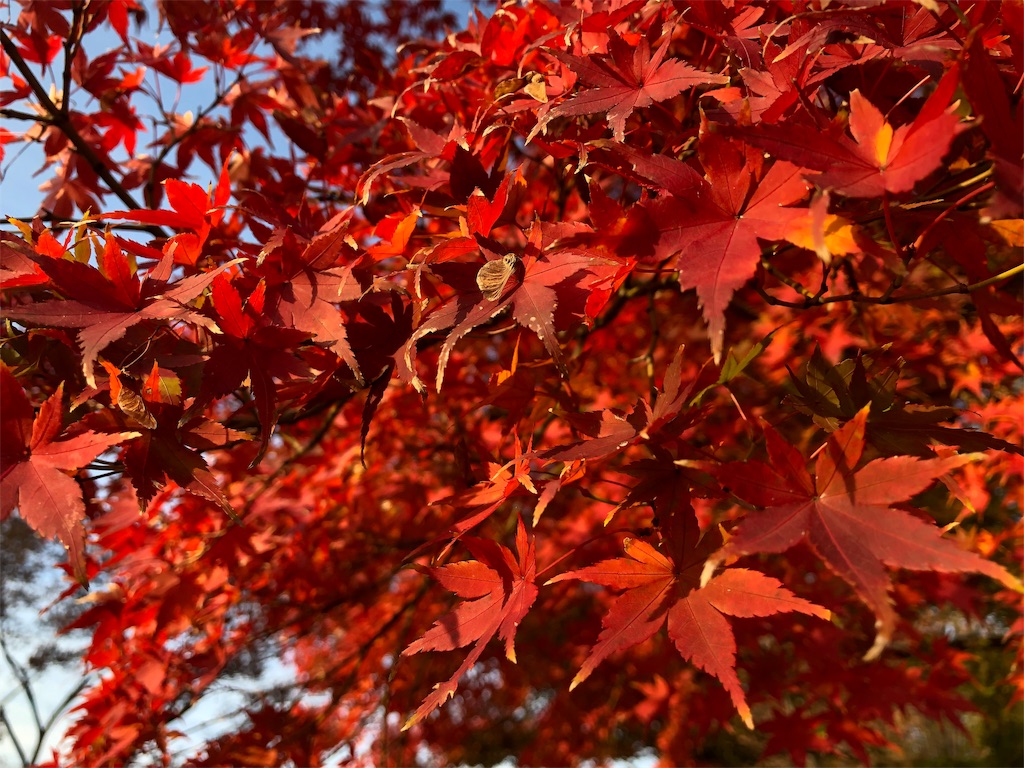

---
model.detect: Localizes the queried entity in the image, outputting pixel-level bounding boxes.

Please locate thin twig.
[0,632,42,764]
[61,3,87,119]
[145,68,246,207]
[760,254,816,299]
[759,263,1024,308]
[29,676,91,765]
[0,705,29,767]
[2,215,155,233]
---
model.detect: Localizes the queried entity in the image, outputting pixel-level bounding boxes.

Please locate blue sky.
[1,1,493,224]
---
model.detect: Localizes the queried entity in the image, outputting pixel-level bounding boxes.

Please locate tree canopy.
[1,1,1022,765]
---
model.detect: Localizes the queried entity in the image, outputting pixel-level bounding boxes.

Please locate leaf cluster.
[0,1,1021,765]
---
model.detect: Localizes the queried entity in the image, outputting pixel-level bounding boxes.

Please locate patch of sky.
[1,1,495,235]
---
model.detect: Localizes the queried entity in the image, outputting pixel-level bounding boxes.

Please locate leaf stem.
[882,193,908,265]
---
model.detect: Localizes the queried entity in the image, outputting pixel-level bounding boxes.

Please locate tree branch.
[758,263,1023,308]
[0,705,29,768]
[29,676,91,765]
[0,28,166,236]
[0,632,41,767]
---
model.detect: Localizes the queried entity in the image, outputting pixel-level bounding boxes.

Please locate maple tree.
[0,0,1022,765]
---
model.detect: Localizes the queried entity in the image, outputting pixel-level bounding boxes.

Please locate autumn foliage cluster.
[1,0,1022,765]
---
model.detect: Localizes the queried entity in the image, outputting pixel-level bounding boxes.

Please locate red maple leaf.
[466,171,521,238]
[506,248,619,375]
[402,515,538,729]
[706,38,822,124]
[542,345,716,464]
[255,215,366,384]
[428,429,541,535]
[0,366,137,584]
[402,247,618,392]
[538,33,728,141]
[647,130,808,361]
[963,37,1023,216]
[548,503,829,728]
[356,118,468,204]
[708,408,1023,660]
[119,409,243,523]
[271,264,362,381]
[1,234,49,289]
[190,274,312,462]
[3,234,238,387]
[727,67,967,198]
[101,170,232,264]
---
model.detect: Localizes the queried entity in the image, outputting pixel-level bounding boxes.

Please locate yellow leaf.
[7,217,34,242]
[989,219,1023,247]
[783,212,860,261]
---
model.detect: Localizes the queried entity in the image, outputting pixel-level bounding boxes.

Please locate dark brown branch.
[61,3,87,120]
[2,214,155,233]
[0,108,45,122]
